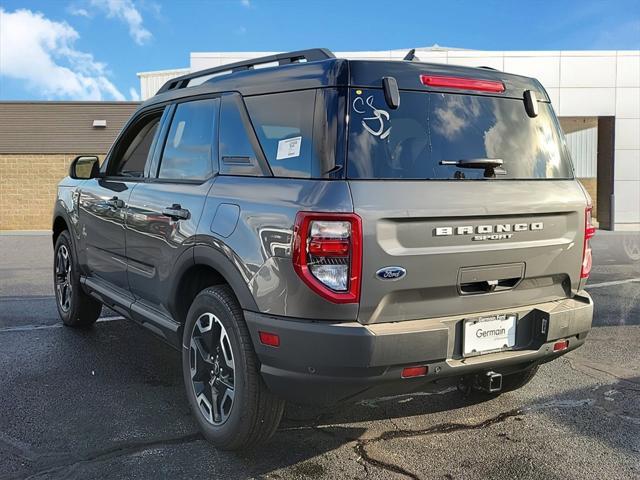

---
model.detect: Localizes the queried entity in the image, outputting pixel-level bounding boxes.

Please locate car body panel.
[350,179,586,324]
[195,175,357,320]
[125,179,212,318]
[77,178,139,291]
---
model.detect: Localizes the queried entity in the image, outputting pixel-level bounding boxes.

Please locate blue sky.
[1,0,639,101]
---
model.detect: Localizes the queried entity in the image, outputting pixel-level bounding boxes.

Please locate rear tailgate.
[351,180,586,324]
[345,73,589,326]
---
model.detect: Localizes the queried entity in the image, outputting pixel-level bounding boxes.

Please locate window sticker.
[353,95,391,139]
[276,136,302,160]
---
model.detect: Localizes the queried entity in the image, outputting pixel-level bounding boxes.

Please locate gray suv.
[52,48,594,449]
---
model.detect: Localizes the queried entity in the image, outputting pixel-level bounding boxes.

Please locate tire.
[181,285,285,450]
[500,365,539,393]
[53,230,102,327]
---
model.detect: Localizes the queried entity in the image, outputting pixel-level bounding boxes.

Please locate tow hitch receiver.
[459,371,503,395]
[478,371,503,393]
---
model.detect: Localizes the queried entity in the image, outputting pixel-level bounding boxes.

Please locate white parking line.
[585,278,640,289]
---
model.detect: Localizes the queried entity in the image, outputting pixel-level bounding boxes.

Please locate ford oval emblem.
[376,266,406,281]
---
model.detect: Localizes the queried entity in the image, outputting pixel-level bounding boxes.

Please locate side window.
[219,95,263,176]
[158,98,218,181]
[111,114,161,178]
[244,90,316,178]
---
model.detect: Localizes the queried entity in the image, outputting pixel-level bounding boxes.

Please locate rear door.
[347,88,587,325]
[125,98,219,318]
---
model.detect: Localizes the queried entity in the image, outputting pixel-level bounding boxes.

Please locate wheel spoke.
[219,329,234,370]
[211,388,222,423]
[190,337,213,382]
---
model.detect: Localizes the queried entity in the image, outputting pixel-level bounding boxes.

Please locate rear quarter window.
[245,90,316,178]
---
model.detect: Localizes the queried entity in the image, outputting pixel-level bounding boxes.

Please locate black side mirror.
[70,156,100,179]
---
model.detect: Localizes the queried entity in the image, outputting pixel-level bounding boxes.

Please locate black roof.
[143,48,549,107]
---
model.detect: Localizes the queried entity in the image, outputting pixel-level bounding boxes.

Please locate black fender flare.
[178,244,258,312]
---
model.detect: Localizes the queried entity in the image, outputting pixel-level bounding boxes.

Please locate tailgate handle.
[460,277,520,294]
[458,263,524,295]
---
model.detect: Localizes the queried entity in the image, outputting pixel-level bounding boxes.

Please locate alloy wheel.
[189,312,236,425]
[55,244,72,312]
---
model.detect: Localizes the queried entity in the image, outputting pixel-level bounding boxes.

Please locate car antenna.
[403,48,419,61]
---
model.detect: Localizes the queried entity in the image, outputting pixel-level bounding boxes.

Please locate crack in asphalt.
[352,408,524,480]
[1,432,202,480]
[565,356,640,386]
[284,389,626,480]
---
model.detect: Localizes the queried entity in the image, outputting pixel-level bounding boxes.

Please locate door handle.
[105,196,125,209]
[162,204,190,220]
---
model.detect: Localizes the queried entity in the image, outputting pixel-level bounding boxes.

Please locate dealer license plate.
[463,314,517,357]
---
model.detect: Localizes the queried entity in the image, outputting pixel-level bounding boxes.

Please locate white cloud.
[0,8,125,100]
[129,87,140,101]
[241,0,251,7]
[90,0,151,45]
[68,7,91,17]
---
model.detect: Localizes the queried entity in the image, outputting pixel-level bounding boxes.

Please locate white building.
[138,46,640,231]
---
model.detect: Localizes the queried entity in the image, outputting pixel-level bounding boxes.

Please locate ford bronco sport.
[53,48,594,449]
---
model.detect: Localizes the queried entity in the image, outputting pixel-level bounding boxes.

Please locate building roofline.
[136,67,190,77]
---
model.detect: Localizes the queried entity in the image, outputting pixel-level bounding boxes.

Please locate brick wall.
[0,154,92,231]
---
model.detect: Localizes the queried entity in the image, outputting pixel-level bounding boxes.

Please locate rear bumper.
[244,291,593,405]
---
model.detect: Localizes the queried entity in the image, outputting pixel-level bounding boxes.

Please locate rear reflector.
[420,74,505,93]
[401,366,428,378]
[553,340,569,352]
[259,331,280,347]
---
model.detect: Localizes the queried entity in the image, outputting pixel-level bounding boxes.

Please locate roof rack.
[157,48,335,95]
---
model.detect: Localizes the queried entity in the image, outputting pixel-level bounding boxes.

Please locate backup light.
[420,74,505,93]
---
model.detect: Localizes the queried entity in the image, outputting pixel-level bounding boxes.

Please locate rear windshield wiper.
[439,158,506,178]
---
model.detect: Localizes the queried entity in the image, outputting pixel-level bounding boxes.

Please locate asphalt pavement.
[0,232,638,480]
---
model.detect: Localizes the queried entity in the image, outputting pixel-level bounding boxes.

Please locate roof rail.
[157,48,335,95]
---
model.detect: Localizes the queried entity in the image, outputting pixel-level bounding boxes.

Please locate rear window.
[347,89,573,180]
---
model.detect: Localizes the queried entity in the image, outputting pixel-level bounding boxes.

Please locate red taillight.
[293,212,362,304]
[308,239,350,256]
[581,206,596,279]
[401,366,428,378]
[420,74,505,93]
[259,331,280,347]
[553,340,569,352]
